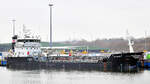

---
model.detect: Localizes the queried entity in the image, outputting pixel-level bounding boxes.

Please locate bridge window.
[17,39,40,42]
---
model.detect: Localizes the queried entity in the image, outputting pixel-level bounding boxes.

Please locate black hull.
[6,57,140,72]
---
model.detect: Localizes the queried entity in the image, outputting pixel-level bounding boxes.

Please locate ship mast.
[12,19,16,36]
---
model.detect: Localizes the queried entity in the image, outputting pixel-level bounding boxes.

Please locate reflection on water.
[0,67,150,84]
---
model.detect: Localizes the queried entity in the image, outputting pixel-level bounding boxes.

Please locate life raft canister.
[27,51,29,55]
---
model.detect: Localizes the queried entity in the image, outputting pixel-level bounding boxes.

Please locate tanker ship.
[6,28,144,72]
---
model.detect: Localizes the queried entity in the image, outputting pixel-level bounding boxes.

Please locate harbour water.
[0,67,149,84]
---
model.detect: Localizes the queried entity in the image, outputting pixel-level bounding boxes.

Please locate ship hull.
[7,57,108,70]
[6,56,140,72]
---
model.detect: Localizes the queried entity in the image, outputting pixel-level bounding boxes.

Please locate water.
[0,67,149,84]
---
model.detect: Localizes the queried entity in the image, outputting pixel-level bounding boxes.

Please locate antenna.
[12,19,16,36]
[126,30,134,53]
[22,24,31,38]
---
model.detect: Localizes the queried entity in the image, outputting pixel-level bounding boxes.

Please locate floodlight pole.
[49,4,53,48]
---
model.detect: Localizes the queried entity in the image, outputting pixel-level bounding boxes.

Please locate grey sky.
[0,0,150,43]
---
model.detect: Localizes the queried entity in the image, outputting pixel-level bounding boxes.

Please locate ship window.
[30,40,34,42]
[38,40,40,42]
[17,39,24,42]
[36,40,40,42]
[25,40,29,42]
[17,39,40,42]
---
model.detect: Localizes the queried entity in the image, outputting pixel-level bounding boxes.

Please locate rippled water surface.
[0,67,150,84]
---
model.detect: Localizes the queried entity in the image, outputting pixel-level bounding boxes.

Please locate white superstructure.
[12,27,41,57]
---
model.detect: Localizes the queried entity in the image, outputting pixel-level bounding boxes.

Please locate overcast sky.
[0,0,150,43]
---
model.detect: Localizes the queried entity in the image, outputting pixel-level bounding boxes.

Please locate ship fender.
[33,56,39,61]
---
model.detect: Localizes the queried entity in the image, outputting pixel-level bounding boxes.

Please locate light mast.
[49,3,53,48]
